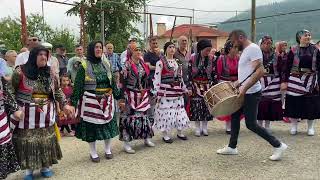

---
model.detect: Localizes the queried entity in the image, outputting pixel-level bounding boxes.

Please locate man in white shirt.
[15,36,40,67]
[216,30,287,161]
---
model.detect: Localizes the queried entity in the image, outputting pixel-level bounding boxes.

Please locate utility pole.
[100,1,105,46]
[20,0,27,47]
[41,0,46,41]
[192,8,195,24]
[251,0,256,42]
[143,0,147,43]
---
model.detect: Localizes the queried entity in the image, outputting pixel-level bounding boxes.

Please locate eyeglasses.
[133,48,141,51]
[28,38,39,42]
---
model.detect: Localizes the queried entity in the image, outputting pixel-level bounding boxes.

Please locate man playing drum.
[216,30,287,161]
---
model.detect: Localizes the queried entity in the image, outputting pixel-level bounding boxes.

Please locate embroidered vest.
[160,58,182,84]
[290,45,317,73]
[125,59,150,91]
[81,57,112,91]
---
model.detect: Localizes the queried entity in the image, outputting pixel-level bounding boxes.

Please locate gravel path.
[7,121,320,180]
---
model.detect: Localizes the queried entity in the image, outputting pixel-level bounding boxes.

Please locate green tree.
[67,0,146,52]
[48,28,77,54]
[27,13,54,41]
[0,17,22,51]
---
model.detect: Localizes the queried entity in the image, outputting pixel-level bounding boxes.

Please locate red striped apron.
[286,73,317,96]
[157,84,184,98]
[260,75,281,100]
[0,111,12,145]
[125,90,150,112]
[78,91,115,124]
[10,101,55,129]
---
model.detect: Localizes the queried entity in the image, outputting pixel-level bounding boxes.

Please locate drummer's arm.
[242,60,265,93]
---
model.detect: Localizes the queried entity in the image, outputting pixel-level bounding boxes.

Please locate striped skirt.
[284,73,320,119]
[258,75,283,120]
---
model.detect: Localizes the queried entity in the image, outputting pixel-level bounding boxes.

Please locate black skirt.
[284,94,320,120]
[257,99,283,121]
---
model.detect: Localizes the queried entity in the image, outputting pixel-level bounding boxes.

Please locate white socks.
[258,120,271,129]
[226,121,231,132]
[177,130,185,137]
[307,120,315,130]
[290,118,298,134]
[195,121,201,134]
[104,139,112,155]
[26,169,33,176]
[202,121,208,132]
[89,142,98,158]
[257,120,263,126]
[162,130,171,140]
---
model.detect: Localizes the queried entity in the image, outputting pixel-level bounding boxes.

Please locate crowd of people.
[1,28,320,180]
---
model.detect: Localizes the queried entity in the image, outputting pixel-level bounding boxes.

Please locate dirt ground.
[7,120,320,180]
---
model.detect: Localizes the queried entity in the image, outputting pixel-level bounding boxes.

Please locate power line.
[148,4,248,13]
[207,7,320,25]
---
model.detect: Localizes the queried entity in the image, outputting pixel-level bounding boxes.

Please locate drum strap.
[238,64,262,87]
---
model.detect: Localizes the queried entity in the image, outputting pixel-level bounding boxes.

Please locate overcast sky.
[0,0,286,37]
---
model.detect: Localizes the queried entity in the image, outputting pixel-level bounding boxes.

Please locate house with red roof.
[156,23,229,51]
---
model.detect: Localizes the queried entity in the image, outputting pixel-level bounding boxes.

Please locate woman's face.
[201,47,212,57]
[166,45,176,56]
[229,46,238,56]
[281,43,288,52]
[300,32,311,45]
[94,43,103,58]
[36,50,48,68]
[132,47,142,59]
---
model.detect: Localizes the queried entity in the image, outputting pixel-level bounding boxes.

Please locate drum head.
[211,95,244,117]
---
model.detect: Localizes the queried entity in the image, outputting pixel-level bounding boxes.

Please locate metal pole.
[251,0,256,42]
[20,0,27,47]
[192,8,195,24]
[42,0,46,41]
[143,0,147,43]
[101,1,105,46]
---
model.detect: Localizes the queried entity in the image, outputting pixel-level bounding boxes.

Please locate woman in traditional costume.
[153,42,190,143]
[71,41,120,162]
[188,39,216,136]
[119,43,155,153]
[11,46,74,179]
[283,30,320,136]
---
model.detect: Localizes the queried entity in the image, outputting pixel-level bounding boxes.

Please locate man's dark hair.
[316,40,320,45]
[55,44,65,50]
[148,36,158,42]
[229,29,247,39]
[75,44,82,48]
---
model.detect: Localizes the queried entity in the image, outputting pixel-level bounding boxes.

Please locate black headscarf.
[197,39,212,53]
[164,41,174,54]
[22,45,50,80]
[296,29,310,44]
[87,41,103,64]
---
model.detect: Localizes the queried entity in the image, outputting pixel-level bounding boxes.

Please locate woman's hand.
[280,82,288,91]
[13,110,24,121]
[63,105,75,118]
[118,99,126,112]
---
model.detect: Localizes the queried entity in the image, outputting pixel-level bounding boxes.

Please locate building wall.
[217,36,229,50]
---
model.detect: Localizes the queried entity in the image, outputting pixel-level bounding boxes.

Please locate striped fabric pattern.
[0,111,12,145]
[157,84,184,98]
[126,90,150,112]
[10,101,55,129]
[79,91,115,124]
[260,75,281,100]
[286,73,317,96]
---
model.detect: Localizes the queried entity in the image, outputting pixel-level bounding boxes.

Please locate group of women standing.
[1,29,320,180]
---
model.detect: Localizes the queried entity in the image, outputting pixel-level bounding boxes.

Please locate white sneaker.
[269,142,288,161]
[307,128,315,136]
[290,127,297,135]
[124,144,135,154]
[202,129,208,136]
[217,146,238,155]
[144,139,155,147]
[195,129,201,137]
